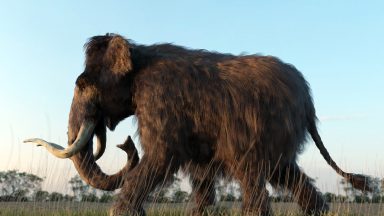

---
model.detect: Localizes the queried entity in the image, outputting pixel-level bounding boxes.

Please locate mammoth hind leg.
[232,161,272,216]
[269,163,329,216]
[186,163,217,215]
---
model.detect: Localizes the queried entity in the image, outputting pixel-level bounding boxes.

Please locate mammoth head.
[25,34,138,190]
[70,34,136,137]
[85,34,132,78]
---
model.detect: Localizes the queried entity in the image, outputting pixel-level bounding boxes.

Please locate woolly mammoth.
[26,34,374,216]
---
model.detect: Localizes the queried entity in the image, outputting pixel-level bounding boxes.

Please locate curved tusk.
[24,121,96,159]
[93,132,106,161]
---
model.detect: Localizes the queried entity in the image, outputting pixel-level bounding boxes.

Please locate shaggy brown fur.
[63,33,374,216]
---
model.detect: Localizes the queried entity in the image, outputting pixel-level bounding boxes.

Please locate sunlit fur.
[66,34,371,216]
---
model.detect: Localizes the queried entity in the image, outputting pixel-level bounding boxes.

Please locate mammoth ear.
[103,36,132,75]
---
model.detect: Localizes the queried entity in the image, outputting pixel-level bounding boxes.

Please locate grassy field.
[0,202,383,216]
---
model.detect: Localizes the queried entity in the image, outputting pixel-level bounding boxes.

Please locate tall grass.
[2,122,383,215]
[1,201,383,215]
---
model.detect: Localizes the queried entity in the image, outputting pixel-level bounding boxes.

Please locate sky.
[0,1,383,195]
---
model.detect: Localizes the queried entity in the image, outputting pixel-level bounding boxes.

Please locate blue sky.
[0,1,383,194]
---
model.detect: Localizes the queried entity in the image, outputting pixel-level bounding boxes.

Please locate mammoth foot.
[189,207,205,216]
[303,202,329,216]
[189,206,232,216]
[109,206,146,216]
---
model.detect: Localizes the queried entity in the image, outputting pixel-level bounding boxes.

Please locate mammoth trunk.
[65,85,135,191]
[69,125,139,191]
[71,145,124,191]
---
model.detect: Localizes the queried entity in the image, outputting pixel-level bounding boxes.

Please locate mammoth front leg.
[110,154,178,216]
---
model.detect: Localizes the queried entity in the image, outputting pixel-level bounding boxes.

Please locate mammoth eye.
[76,72,96,90]
[75,76,88,90]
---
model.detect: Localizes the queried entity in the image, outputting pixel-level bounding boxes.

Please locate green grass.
[0,202,383,216]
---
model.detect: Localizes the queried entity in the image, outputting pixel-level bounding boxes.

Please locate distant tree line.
[0,170,115,202]
[1,170,383,203]
[270,178,384,204]
[0,170,43,202]
[0,170,190,203]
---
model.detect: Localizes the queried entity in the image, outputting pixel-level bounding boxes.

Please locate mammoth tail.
[308,119,376,192]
